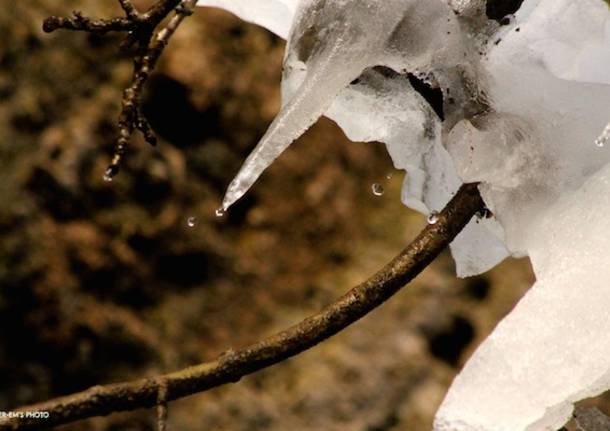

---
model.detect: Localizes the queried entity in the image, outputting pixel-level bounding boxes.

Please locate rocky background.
[0,1,604,430]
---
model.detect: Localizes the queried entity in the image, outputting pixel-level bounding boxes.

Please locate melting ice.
[198,0,610,430]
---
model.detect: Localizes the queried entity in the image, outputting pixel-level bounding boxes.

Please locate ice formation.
[435,162,610,431]
[197,0,298,38]
[197,0,610,430]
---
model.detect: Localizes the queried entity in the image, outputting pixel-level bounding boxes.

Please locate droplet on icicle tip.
[371,183,385,196]
[215,207,226,218]
[186,217,197,228]
[427,211,440,225]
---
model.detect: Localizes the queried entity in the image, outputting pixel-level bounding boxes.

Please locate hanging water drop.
[385,172,393,180]
[427,211,439,225]
[595,123,610,147]
[215,207,226,218]
[187,216,197,228]
[371,183,385,196]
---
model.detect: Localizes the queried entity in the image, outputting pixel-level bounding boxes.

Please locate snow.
[196,0,610,429]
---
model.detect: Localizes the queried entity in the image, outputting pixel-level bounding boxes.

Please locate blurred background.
[0,1,555,430]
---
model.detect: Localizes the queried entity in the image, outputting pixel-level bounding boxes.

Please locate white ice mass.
[196,0,298,38]
[197,0,610,430]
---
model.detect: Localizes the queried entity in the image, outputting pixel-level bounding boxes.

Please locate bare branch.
[0,183,485,431]
[144,0,186,23]
[42,12,134,34]
[117,0,141,21]
[42,0,197,182]
[108,0,197,180]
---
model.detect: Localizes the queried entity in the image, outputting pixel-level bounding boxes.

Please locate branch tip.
[43,0,196,178]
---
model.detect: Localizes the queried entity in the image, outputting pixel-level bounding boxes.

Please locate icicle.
[220,0,416,211]
[220,34,374,211]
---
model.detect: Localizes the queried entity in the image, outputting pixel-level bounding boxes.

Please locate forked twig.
[42,0,198,181]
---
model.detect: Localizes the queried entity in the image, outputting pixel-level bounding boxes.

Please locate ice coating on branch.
[434,163,610,431]
[324,69,508,275]
[522,0,610,85]
[435,0,610,429]
[448,0,610,254]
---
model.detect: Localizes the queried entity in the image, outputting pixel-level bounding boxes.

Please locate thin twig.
[42,0,196,182]
[42,13,134,34]
[117,0,141,21]
[107,0,197,180]
[0,183,485,431]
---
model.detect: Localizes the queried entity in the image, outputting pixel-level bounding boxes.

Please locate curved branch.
[0,183,485,430]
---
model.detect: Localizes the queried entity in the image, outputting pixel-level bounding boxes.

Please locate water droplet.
[215,207,226,218]
[427,211,439,225]
[186,217,197,228]
[385,172,393,180]
[371,183,384,197]
[595,138,606,148]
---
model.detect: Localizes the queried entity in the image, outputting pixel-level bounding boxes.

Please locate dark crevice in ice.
[486,0,525,21]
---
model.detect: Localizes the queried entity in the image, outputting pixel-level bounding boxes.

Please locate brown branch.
[42,0,196,182]
[117,0,141,21]
[0,183,485,431]
[42,13,134,34]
